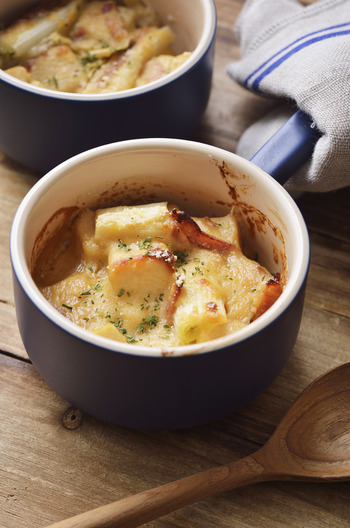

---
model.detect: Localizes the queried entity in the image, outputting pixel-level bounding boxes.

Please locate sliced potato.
[0,0,84,67]
[29,44,87,92]
[136,51,191,86]
[69,0,131,53]
[82,25,175,93]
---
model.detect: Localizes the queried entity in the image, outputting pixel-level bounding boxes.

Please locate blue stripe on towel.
[244,22,350,92]
[244,21,350,87]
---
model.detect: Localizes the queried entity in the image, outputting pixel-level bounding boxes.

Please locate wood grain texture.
[42,364,350,528]
[0,0,350,527]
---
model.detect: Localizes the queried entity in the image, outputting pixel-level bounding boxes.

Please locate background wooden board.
[1,1,349,527]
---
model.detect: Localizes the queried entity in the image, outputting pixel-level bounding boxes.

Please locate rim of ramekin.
[10,138,310,359]
[0,0,217,101]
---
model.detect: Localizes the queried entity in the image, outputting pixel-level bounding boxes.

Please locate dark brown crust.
[170,209,234,252]
[251,274,283,322]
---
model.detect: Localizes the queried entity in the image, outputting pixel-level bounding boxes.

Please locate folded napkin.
[227,0,350,193]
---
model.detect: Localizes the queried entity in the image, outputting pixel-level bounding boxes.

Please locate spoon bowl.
[256,361,350,480]
[45,362,350,528]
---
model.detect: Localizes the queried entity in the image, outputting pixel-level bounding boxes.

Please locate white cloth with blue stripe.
[227,0,350,192]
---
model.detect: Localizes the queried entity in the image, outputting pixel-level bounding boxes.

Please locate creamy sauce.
[32,202,283,347]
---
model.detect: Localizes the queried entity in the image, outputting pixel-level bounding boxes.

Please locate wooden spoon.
[46,362,350,528]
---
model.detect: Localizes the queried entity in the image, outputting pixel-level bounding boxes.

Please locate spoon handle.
[45,453,273,528]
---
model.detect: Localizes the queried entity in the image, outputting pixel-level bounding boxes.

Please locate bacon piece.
[251,274,283,321]
[170,209,234,252]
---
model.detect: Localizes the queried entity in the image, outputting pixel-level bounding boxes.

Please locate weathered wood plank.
[0,154,37,303]
[1,354,349,528]
[298,187,350,243]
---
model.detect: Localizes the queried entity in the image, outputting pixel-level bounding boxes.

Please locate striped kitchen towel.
[227,0,350,193]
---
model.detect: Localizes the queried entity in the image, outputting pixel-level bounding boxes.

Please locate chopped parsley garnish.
[138,236,153,249]
[137,314,160,334]
[48,76,58,89]
[192,266,204,276]
[154,293,165,311]
[118,239,131,252]
[174,250,189,267]
[110,318,136,343]
[79,51,99,67]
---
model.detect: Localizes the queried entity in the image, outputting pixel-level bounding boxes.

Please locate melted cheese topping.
[32,202,283,348]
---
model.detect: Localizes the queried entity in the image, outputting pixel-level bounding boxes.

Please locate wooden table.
[1,1,350,526]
